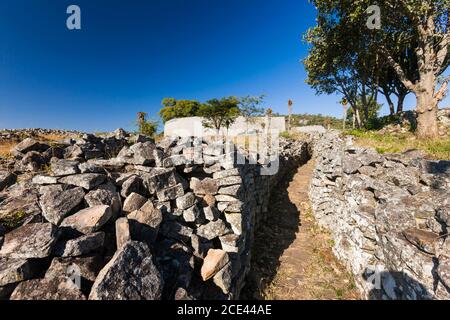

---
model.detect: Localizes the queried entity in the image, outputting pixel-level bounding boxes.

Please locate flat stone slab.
[60,205,112,234]
[0,223,58,259]
[59,174,106,190]
[50,159,80,176]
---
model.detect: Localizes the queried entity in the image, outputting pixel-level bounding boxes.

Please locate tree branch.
[380,46,416,91]
[434,76,450,102]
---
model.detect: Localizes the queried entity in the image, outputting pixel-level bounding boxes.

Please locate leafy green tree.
[158,98,202,123]
[238,95,265,133]
[307,0,449,138]
[199,97,240,134]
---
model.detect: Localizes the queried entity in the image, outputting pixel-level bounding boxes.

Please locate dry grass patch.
[346,130,450,160]
[0,141,16,158]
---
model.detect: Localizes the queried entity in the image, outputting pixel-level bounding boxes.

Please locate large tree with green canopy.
[305,0,449,138]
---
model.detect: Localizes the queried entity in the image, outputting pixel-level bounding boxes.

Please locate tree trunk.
[396,93,406,114]
[415,88,439,139]
[383,89,395,115]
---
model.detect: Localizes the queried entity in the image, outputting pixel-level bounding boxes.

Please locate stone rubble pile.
[0,128,83,143]
[310,130,450,300]
[0,129,309,300]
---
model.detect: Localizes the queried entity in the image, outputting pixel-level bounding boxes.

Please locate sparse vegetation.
[346,130,450,160]
[0,210,26,230]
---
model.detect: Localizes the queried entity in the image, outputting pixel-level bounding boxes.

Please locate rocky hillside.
[0,129,309,300]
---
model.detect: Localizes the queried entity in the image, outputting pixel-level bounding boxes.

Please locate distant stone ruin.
[164,116,286,137]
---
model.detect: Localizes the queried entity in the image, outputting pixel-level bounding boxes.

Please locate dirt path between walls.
[241,160,360,300]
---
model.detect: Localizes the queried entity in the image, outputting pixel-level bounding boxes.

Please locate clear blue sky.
[0,0,448,132]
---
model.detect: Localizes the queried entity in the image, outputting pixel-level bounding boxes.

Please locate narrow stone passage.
[242,160,360,300]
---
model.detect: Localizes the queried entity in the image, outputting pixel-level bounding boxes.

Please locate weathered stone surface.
[10,275,86,300]
[190,177,219,195]
[89,241,163,300]
[0,258,37,287]
[45,255,105,285]
[117,142,156,166]
[218,184,243,197]
[218,201,243,213]
[310,130,450,300]
[183,204,202,223]
[13,138,49,154]
[59,174,106,190]
[40,185,85,225]
[216,176,242,187]
[141,167,178,194]
[224,213,243,235]
[78,162,105,174]
[15,151,47,172]
[201,249,229,281]
[115,218,131,249]
[64,144,84,160]
[60,205,112,234]
[213,168,240,180]
[437,255,450,288]
[0,172,16,191]
[403,228,439,255]
[0,185,41,227]
[0,223,58,259]
[157,183,185,201]
[50,159,80,176]
[219,234,243,253]
[176,192,196,210]
[203,206,220,221]
[85,187,121,215]
[213,262,233,294]
[32,175,59,185]
[123,192,147,214]
[53,232,105,257]
[196,220,229,241]
[128,201,162,243]
[121,175,146,198]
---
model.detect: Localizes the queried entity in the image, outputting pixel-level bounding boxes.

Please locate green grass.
[345,130,450,160]
[0,210,26,230]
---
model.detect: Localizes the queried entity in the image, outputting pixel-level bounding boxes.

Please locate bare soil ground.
[242,160,360,300]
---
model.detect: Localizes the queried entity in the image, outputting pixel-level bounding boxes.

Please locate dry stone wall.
[310,131,450,300]
[0,129,309,300]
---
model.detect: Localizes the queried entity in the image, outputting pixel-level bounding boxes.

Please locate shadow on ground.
[240,166,301,300]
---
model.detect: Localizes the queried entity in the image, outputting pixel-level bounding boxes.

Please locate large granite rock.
[117,142,156,166]
[40,185,85,225]
[0,223,58,259]
[13,138,49,154]
[89,241,163,300]
[128,201,162,244]
[50,159,80,176]
[10,275,86,300]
